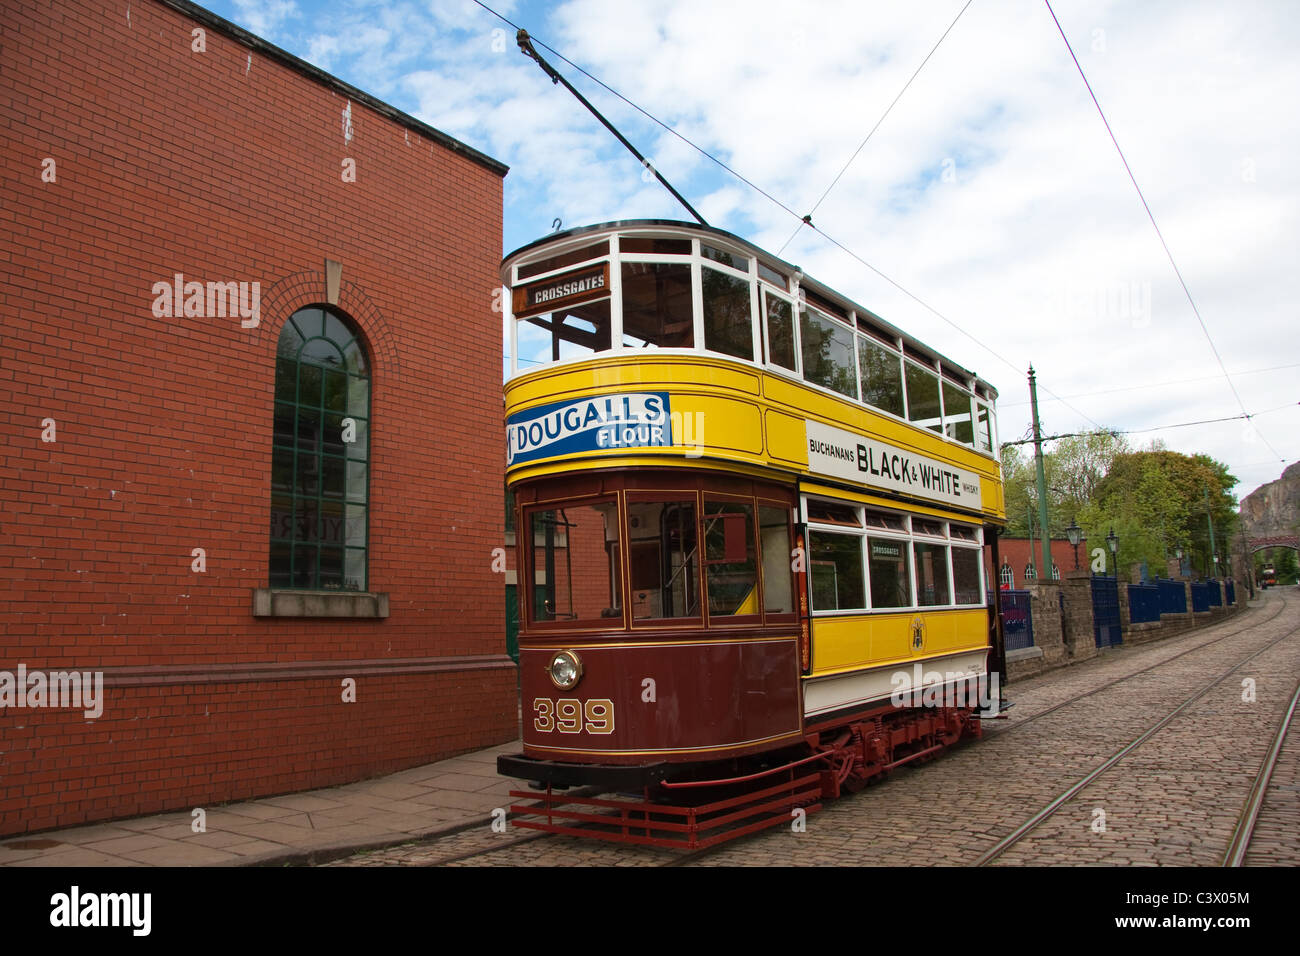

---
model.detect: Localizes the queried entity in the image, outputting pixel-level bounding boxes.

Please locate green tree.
[1000,428,1129,539]
[1082,445,1238,579]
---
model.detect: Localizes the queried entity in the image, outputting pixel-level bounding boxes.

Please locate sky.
[207,0,1299,500]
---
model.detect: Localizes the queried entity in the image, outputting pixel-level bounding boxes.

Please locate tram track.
[984,592,1284,738]
[974,589,1298,866]
[1223,673,1300,866]
[328,592,1293,868]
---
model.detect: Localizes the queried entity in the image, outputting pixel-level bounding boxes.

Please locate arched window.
[270,307,370,591]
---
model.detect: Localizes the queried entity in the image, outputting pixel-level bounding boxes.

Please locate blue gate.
[1001,589,1034,651]
[1128,583,1160,624]
[1092,575,1122,647]
[1208,580,1222,607]
[1226,579,1236,605]
[1156,578,1186,615]
[1191,581,1210,613]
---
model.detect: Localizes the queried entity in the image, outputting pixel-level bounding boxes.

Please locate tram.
[497,220,1007,846]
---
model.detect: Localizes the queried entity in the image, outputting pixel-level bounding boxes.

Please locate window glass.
[905,362,942,433]
[621,237,692,255]
[809,531,865,611]
[759,505,794,615]
[758,262,787,289]
[976,403,993,453]
[270,307,369,591]
[702,266,754,361]
[942,380,974,445]
[516,298,612,367]
[528,501,622,624]
[858,335,905,418]
[912,518,945,537]
[702,245,747,271]
[800,308,857,399]
[914,542,951,606]
[517,241,608,280]
[627,496,699,619]
[764,292,796,371]
[862,509,906,531]
[704,500,758,617]
[808,500,860,526]
[621,262,694,348]
[868,537,911,609]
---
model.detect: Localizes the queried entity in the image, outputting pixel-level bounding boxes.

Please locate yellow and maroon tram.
[497,220,1007,846]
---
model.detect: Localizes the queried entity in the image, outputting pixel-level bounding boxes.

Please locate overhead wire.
[1042,0,1286,464]
[474,0,1289,454]
[1000,363,1300,408]
[776,0,976,256]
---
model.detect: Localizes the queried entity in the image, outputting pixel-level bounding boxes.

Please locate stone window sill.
[252,589,390,618]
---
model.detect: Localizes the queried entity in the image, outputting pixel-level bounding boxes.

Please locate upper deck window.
[622,261,693,348]
[800,307,856,400]
[517,240,608,281]
[505,227,997,457]
[905,361,943,434]
[761,292,796,372]
[517,298,613,366]
[942,379,974,445]
[621,237,691,255]
[858,334,905,419]
[702,244,748,272]
[702,266,754,361]
[758,262,787,290]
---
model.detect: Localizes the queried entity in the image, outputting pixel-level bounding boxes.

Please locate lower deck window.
[704,500,758,616]
[913,541,951,607]
[811,531,865,611]
[627,497,699,620]
[528,501,621,624]
[952,547,983,604]
[868,536,911,608]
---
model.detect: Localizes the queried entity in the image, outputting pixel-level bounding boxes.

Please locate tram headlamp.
[546,650,583,690]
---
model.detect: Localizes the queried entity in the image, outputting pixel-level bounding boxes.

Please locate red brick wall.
[0,0,515,835]
[986,537,1089,588]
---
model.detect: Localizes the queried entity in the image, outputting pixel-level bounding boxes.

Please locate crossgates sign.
[804,419,982,509]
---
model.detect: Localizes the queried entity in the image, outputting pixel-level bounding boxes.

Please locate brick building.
[986,536,1090,589]
[1,0,516,835]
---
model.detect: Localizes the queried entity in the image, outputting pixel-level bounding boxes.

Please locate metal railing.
[1128,583,1160,624]
[1156,578,1187,615]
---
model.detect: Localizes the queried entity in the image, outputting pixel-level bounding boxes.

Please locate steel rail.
[983,594,1282,738]
[975,594,1297,866]
[1223,674,1300,867]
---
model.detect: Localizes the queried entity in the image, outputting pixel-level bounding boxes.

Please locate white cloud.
[205,0,1300,495]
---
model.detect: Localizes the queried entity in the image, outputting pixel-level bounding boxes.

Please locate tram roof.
[502,219,997,400]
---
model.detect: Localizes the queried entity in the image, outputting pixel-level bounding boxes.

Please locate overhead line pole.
[1029,366,1053,578]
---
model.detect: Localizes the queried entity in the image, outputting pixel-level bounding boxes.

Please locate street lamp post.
[1066,519,1082,571]
[1106,528,1119,580]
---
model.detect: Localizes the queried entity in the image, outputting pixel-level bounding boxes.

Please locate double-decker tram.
[497,220,1007,847]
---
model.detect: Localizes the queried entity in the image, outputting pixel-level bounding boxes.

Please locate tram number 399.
[532,698,615,735]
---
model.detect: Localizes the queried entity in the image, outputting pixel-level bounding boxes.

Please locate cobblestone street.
[326,589,1300,867]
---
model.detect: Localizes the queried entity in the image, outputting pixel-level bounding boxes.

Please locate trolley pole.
[1028,366,1053,580]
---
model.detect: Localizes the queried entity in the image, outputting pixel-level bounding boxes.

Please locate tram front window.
[528,500,622,624]
[704,500,758,617]
[627,496,700,620]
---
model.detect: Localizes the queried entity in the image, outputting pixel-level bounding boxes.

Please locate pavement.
[0,741,522,867]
